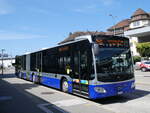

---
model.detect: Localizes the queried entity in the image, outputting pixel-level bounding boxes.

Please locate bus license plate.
[118,91,123,95]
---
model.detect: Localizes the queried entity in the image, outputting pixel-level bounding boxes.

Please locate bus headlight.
[94,87,106,93]
[131,82,135,88]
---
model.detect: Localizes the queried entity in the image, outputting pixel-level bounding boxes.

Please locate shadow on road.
[2,73,150,110]
[0,74,70,113]
[0,73,16,78]
[93,89,150,105]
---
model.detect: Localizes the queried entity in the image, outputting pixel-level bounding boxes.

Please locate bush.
[133,56,141,64]
[136,42,150,57]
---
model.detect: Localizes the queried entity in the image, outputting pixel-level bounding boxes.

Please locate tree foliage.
[136,42,150,57]
[133,56,141,64]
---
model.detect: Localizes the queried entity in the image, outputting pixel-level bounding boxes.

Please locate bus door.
[36,52,42,75]
[72,48,89,96]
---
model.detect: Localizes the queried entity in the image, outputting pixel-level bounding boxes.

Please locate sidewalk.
[134,70,150,85]
[0,67,15,75]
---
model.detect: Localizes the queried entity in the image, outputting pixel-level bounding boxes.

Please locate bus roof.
[19,34,128,56]
[21,37,90,56]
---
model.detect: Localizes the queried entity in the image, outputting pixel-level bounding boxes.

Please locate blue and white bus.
[15,35,135,99]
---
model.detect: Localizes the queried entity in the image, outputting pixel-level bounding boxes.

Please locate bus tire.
[61,78,69,93]
[33,75,40,84]
[19,73,21,78]
[20,73,23,79]
[33,75,36,84]
[36,76,40,84]
[31,73,34,82]
[141,67,146,72]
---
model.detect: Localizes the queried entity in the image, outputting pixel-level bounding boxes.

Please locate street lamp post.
[109,14,117,35]
[1,49,5,75]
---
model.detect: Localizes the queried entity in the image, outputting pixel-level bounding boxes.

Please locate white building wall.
[0,59,15,68]
[129,37,139,56]
[125,26,150,56]
[142,20,150,26]
[130,20,150,29]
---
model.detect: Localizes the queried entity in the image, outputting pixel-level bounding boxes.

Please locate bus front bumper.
[89,80,135,99]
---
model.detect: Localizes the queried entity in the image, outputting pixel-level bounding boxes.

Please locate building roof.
[107,19,130,31]
[58,31,106,44]
[131,8,147,17]
[131,8,150,22]
[107,8,150,33]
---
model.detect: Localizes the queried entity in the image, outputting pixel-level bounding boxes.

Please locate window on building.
[133,21,140,27]
[117,28,123,33]
[142,15,148,19]
[143,20,148,25]
[132,15,141,20]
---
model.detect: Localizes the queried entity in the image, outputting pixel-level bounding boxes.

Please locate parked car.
[134,62,142,70]
[140,61,150,72]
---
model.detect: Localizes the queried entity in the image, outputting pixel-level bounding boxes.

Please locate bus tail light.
[94,87,106,93]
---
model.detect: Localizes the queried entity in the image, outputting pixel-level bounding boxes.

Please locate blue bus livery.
[15,35,135,99]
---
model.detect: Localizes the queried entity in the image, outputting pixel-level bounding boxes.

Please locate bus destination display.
[95,39,129,48]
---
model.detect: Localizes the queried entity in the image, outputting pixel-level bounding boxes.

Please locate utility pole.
[109,14,117,35]
[1,49,5,75]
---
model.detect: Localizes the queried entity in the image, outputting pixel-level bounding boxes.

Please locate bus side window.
[73,53,79,78]
[80,51,88,80]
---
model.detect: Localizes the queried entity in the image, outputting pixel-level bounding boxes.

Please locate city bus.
[15,35,135,99]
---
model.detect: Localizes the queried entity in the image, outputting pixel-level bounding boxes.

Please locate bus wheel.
[31,73,34,82]
[20,73,23,79]
[30,75,33,82]
[141,67,146,72]
[19,73,22,78]
[62,78,68,93]
[36,76,40,84]
[33,75,36,84]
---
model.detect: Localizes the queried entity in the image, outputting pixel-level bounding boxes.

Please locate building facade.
[60,8,150,56]
[0,58,15,68]
[107,8,150,56]
[107,19,131,36]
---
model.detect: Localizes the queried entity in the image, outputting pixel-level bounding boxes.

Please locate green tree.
[133,56,141,64]
[136,42,150,57]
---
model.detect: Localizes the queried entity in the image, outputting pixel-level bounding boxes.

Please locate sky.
[0,0,150,57]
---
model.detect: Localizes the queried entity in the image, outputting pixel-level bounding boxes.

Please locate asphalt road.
[0,70,150,113]
[0,77,46,113]
[0,74,112,113]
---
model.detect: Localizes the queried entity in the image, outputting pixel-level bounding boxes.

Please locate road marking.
[0,96,12,101]
[37,103,67,113]
[53,99,87,107]
[37,99,87,113]
[37,103,53,113]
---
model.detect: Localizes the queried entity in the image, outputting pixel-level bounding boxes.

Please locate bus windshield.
[94,44,134,82]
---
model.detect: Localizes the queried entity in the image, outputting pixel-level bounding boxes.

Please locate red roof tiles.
[107,19,130,31]
[59,31,106,44]
[132,8,147,17]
